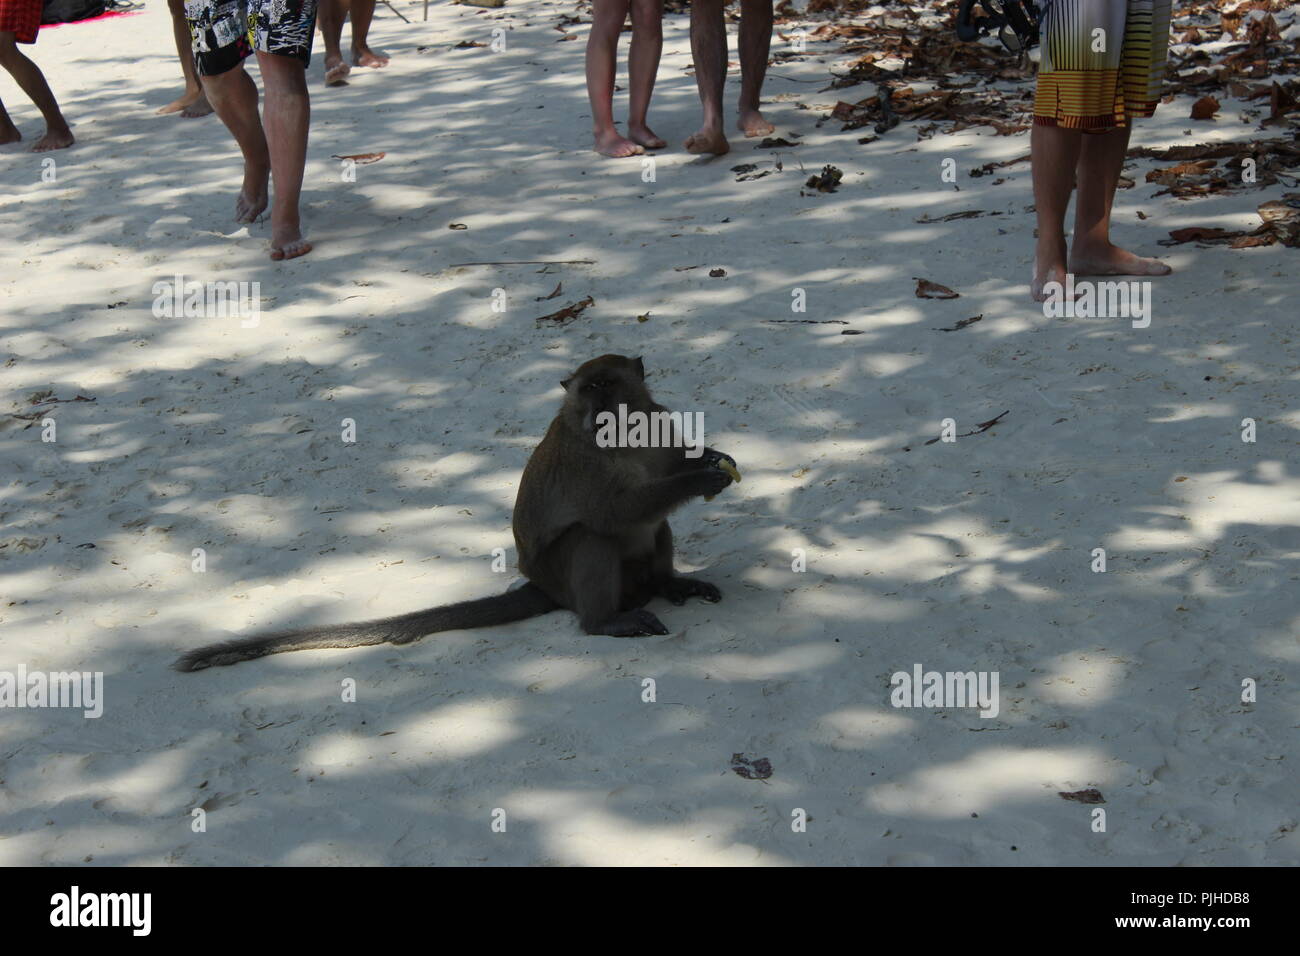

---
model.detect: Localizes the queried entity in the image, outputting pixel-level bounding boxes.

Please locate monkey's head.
[560,354,655,439]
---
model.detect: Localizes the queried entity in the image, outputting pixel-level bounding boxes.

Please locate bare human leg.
[319,0,351,85]
[586,0,642,157]
[1030,122,1082,301]
[349,0,388,67]
[257,50,313,260]
[626,0,664,149]
[685,0,728,154]
[0,32,73,150]
[0,91,19,144]
[158,0,213,117]
[736,0,774,137]
[198,62,270,224]
[1070,124,1171,276]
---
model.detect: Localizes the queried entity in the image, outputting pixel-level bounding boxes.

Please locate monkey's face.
[561,355,652,438]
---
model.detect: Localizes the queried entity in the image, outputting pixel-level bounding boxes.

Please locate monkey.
[174,354,737,670]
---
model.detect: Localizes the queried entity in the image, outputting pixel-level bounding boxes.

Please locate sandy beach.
[0,0,1297,865]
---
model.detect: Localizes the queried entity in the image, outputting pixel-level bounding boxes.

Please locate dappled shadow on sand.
[1,7,1297,866]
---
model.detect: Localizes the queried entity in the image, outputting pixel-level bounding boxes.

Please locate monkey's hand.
[701,450,741,501]
[700,448,738,472]
[660,577,722,605]
[689,467,734,501]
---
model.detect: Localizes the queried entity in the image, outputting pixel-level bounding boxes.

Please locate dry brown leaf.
[914,278,960,299]
[1191,95,1220,120]
[331,152,386,164]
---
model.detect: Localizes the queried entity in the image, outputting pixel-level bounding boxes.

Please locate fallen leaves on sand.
[757,136,801,148]
[804,165,843,192]
[969,155,1031,178]
[1130,137,1300,199]
[536,282,562,301]
[535,296,594,327]
[331,152,385,164]
[817,0,1298,145]
[9,393,96,426]
[1166,227,1240,243]
[1059,789,1106,804]
[1146,159,1218,183]
[27,392,95,407]
[829,82,1031,139]
[1160,196,1300,248]
[731,163,774,182]
[914,278,960,299]
[934,314,983,332]
[1190,95,1220,120]
[709,268,727,277]
[448,223,468,230]
[452,40,487,48]
[730,754,773,780]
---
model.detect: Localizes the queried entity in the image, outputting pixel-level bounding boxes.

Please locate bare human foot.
[628,124,666,150]
[236,163,270,224]
[352,46,389,68]
[684,125,729,156]
[181,92,214,118]
[594,128,644,158]
[1069,243,1172,277]
[158,87,210,116]
[737,109,775,139]
[1031,237,1070,303]
[324,53,351,86]
[270,220,312,261]
[32,126,74,152]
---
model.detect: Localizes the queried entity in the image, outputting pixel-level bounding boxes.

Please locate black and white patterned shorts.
[185,0,318,76]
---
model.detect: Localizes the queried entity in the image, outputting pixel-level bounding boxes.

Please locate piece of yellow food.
[705,458,742,501]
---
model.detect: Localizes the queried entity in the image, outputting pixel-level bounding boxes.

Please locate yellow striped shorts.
[1033,0,1173,130]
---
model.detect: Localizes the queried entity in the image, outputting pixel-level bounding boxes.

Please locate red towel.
[0,0,43,44]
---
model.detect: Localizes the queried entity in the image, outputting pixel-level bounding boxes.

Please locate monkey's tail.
[173,583,558,672]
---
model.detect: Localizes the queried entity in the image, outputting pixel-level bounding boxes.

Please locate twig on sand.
[923,410,1009,445]
[535,296,594,327]
[380,0,410,22]
[449,260,596,267]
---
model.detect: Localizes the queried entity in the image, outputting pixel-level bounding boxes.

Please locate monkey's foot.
[660,577,721,606]
[599,609,669,637]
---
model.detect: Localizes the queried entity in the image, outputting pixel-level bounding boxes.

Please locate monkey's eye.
[585,378,611,391]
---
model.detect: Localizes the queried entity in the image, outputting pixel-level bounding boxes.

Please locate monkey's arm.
[584,469,732,533]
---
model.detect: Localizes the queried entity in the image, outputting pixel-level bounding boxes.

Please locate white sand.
[0,1,1297,866]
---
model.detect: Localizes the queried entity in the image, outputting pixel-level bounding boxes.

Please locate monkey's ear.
[560,377,573,391]
[631,356,645,379]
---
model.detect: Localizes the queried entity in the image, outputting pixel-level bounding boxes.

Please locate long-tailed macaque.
[175,355,737,670]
